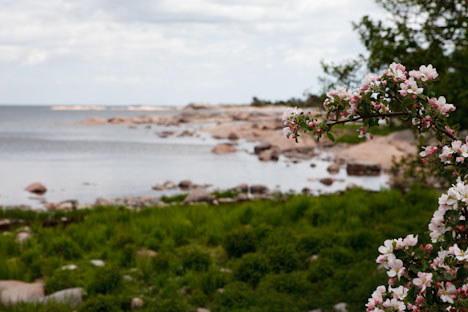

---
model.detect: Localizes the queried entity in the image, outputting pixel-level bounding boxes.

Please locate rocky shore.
[80,103,416,169]
[2,104,417,211]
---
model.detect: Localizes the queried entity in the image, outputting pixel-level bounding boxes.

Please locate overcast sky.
[0,0,385,106]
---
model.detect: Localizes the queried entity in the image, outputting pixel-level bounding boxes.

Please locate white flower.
[413,272,432,292]
[438,282,456,304]
[378,239,394,255]
[449,244,468,261]
[403,234,418,247]
[409,69,423,80]
[405,78,424,95]
[388,62,406,80]
[282,107,302,121]
[430,96,455,114]
[390,286,408,300]
[357,128,373,140]
[387,258,405,280]
[382,298,405,311]
[419,64,438,81]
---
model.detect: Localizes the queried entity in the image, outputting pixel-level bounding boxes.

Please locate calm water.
[0,106,388,208]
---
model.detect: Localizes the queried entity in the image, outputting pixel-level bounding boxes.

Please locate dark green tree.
[354,0,468,125]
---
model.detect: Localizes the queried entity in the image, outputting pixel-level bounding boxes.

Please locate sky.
[0,0,385,106]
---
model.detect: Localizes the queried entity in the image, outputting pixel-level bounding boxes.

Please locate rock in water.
[25,183,47,195]
[327,163,340,175]
[178,180,193,190]
[346,162,381,176]
[254,143,272,154]
[249,185,269,195]
[184,187,215,204]
[232,183,248,193]
[212,144,236,154]
[320,178,334,186]
[41,288,83,307]
[227,132,239,140]
[258,150,279,162]
[95,197,114,206]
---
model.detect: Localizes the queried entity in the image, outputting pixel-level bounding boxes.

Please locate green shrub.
[296,233,326,255]
[319,247,353,264]
[87,266,122,295]
[308,258,334,283]
[223,227,257,258]
[233,253,270,287]
[258,272,310,295]
[266,245,300,273]
[198,269,229,295]
[45,236,82,260]
[161,194,187,203]
[45,269,82,294]
[152,297,189,312]
[151,252,176,274]
[213,281,255,311]
[79,295,120,312]
[182,250,211,272]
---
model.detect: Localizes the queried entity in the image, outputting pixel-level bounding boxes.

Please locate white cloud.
[0,0,385,105]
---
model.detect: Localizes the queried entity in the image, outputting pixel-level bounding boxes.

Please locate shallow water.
[0,106,388,208]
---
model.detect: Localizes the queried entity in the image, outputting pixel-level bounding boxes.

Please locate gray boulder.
[41,287,83,307]
[184,187,215,204]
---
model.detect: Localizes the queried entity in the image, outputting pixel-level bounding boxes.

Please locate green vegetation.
[250,94,323,108]
[330,124,406,144]
[0,186,438,311]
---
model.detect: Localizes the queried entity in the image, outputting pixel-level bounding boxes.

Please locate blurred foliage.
[0,187,439,311]
[322,0,468,126]
[250,94,324,108]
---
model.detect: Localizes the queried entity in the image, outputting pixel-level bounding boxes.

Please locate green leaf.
[457,266,467,280]
[418,135,427,145]
[326,132,335,142]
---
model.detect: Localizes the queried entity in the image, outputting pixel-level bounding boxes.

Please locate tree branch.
[326,111,410,127]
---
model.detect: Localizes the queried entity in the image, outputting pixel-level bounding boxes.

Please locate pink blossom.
[413,272,432,292]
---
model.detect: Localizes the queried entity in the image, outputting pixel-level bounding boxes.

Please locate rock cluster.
[212,143,237,154]
[0,280,83,307]
[25,183,47,195]
[346,162,381,176]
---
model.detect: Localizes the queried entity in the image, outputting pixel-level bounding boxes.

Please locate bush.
[87,266,122,295]
[266,245,300,273]
[152,297,189,312]
[152,253,174,273]
[296,233,326,256]
[182,250,211,272]
[79,295,120,312]
[307,258,334,283]
[233,253,270,287]
[198,269,228,295]
[258,272,310,295]
[223,227,257,258]
[45,236,82,260]
[45,269,82,294]
[213,281,255,311]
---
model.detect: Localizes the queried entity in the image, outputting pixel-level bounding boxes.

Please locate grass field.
[0,186,437,311]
